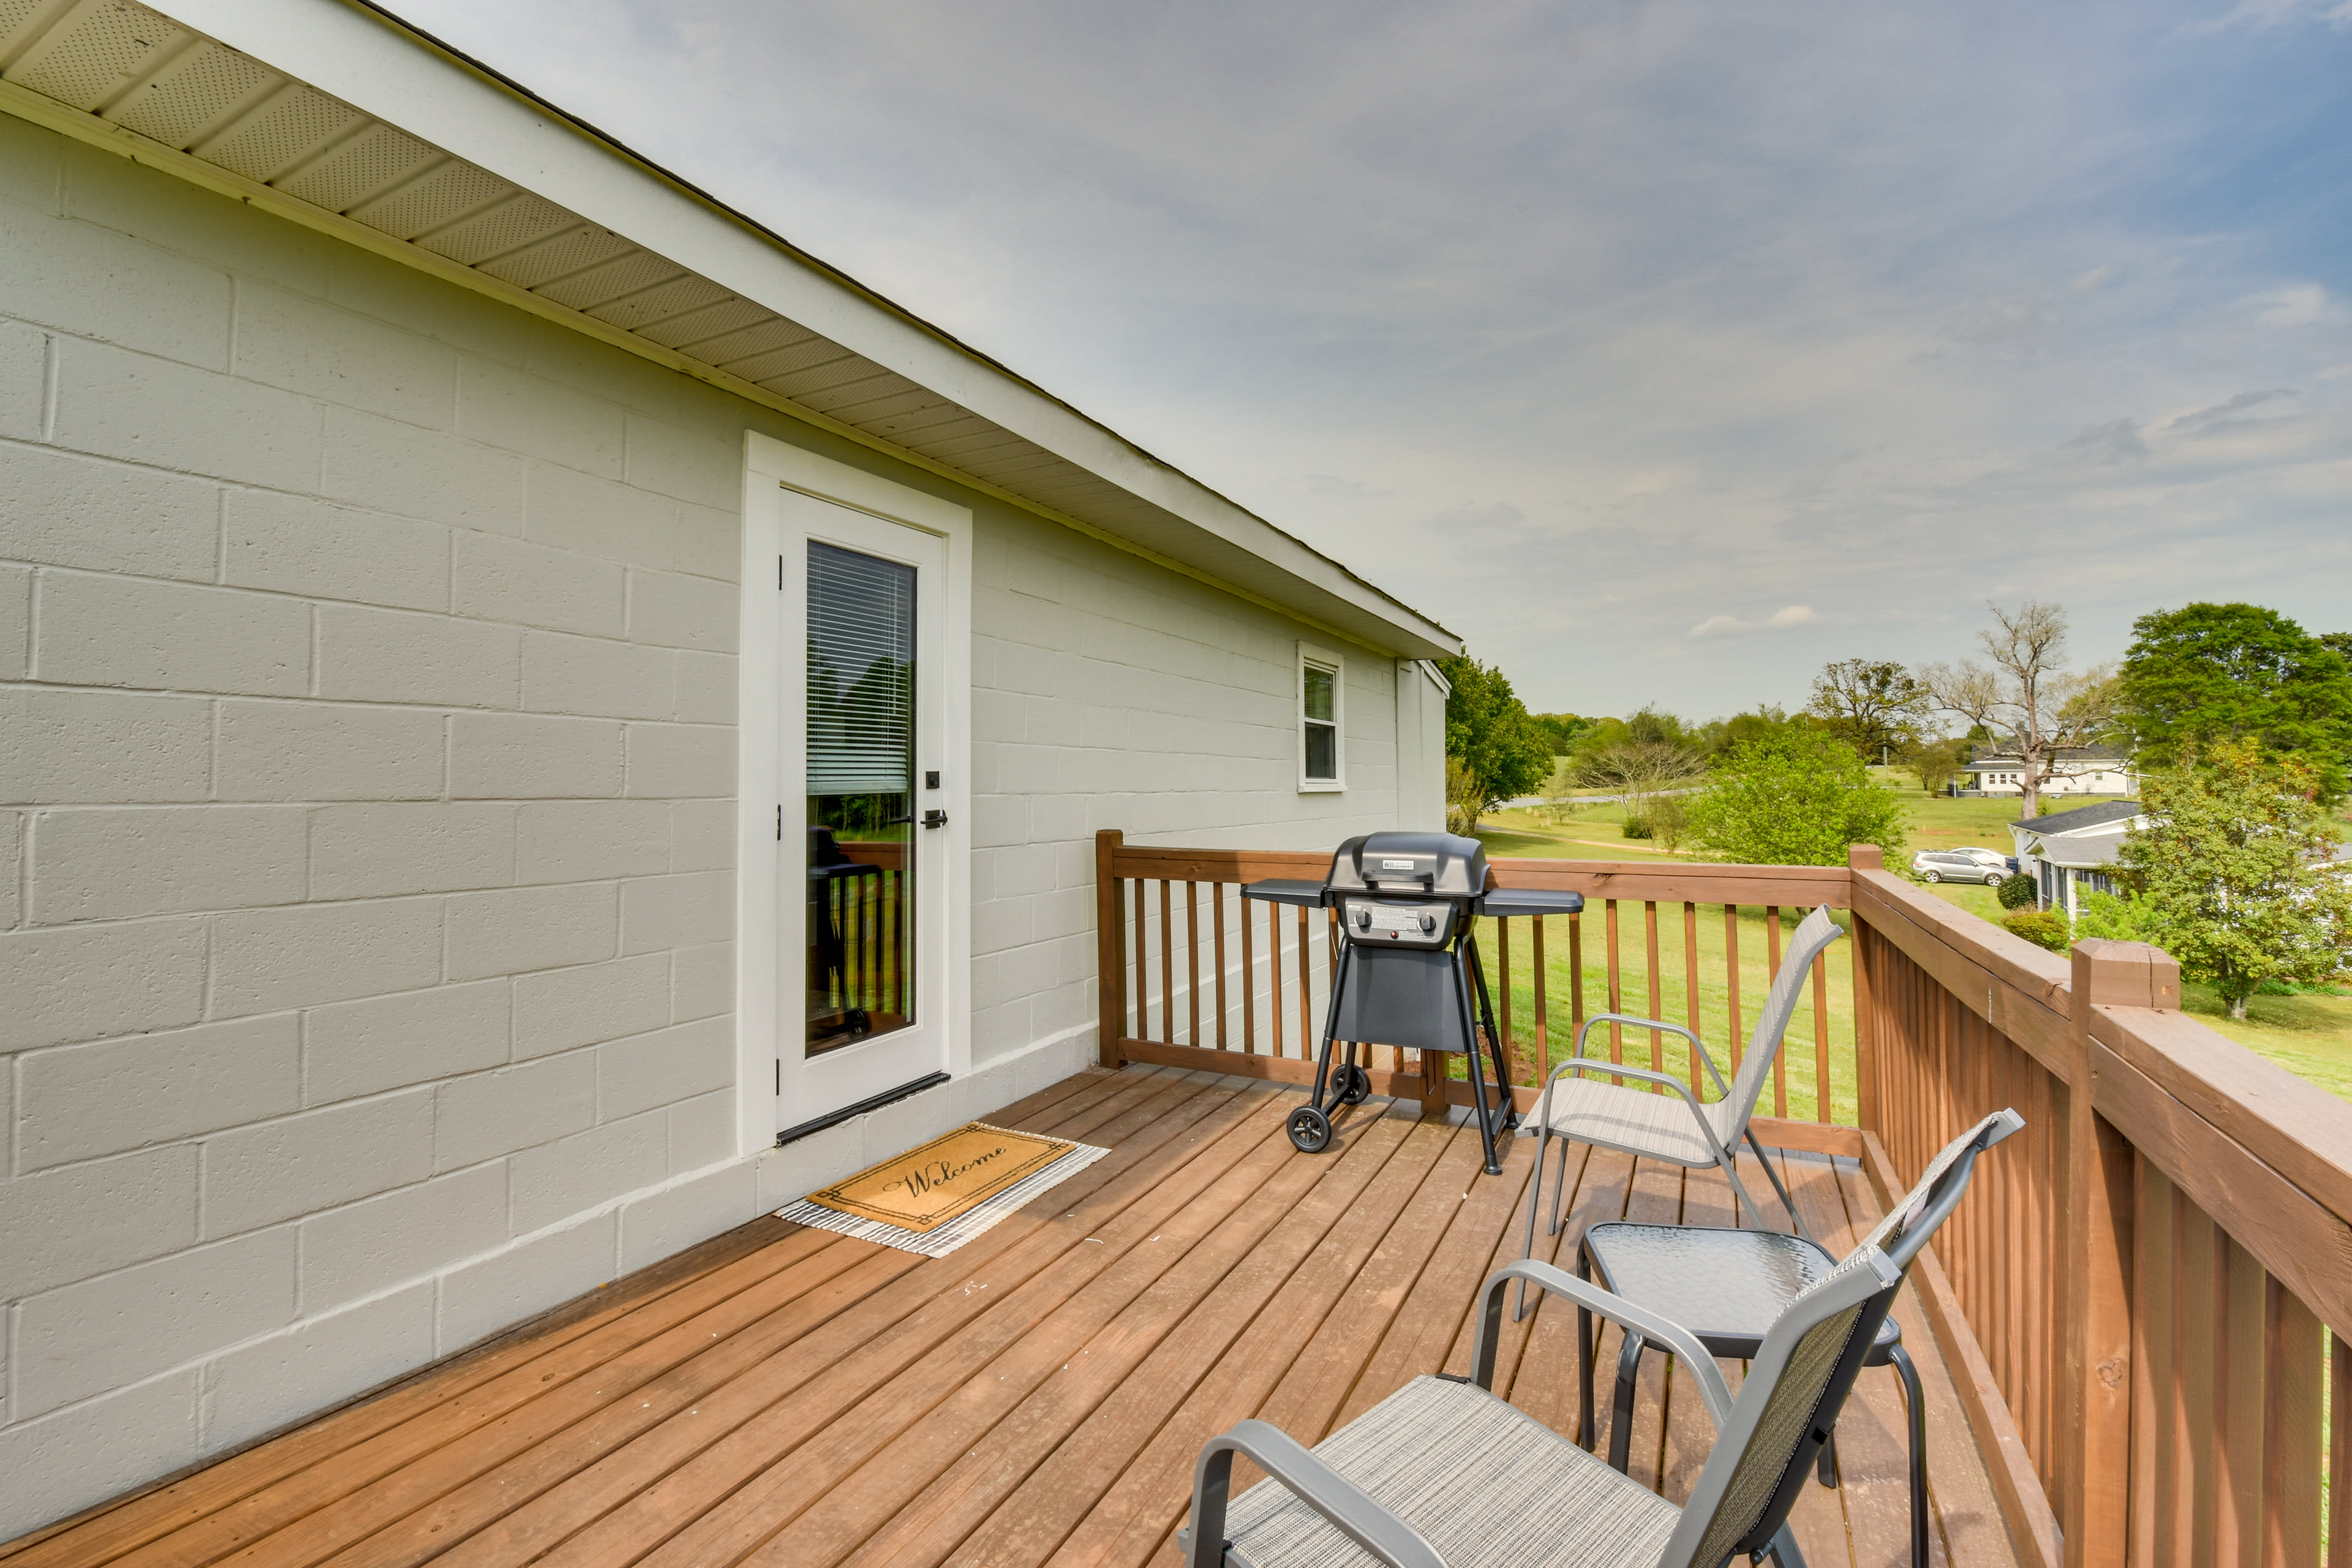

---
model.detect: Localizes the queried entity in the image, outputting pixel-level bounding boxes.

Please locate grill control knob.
[1420,914,1436,934]
[1356,908,1371,930]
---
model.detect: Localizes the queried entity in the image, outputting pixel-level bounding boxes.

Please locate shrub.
[1996,873,2038,910]
[2073,889,2168,944]
[2002,910,2070,953]
[1683,728,1909,866]
[1621,815,1653,839]
[2117,741,2352,1018]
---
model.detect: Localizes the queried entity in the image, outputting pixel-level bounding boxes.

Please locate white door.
[777,492,952,1131]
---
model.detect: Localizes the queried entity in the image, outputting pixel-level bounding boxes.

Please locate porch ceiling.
[0,0,1460,660]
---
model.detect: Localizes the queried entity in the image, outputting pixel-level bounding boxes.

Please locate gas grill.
[1245,831,1585,1174]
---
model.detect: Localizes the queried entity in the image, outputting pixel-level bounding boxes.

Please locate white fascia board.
[149,0,1458,659]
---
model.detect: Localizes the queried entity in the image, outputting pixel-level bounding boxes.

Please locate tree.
[2118,603,2352,802]
[1436,654,1554,832]
[1528,712,1593,756]
[1904,736,1968,795]
[1574,738,1709,829]
[1809,658,1931,763]
[2113,741,2352,1019]
[1683,727,1910,867]
[1919,600,2115,818]
[2321,631,2352,665]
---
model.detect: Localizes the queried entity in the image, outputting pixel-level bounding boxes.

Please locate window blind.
[808,541,916,795]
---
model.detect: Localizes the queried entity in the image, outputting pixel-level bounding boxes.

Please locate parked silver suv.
[1912,848,2015,886]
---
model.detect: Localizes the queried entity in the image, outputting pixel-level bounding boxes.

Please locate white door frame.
[736,432,974,1154]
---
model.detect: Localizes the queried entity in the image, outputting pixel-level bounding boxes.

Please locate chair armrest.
[1185,1420,1448,1568]
[1471,1261,1736,1429]
[1574,1012,1730,1098]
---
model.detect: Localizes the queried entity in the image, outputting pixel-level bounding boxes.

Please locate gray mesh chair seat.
[1526,1080,1728,1167]
[1578,1225,1924,1565]
[1215,1375,1681,1568]
[1182,1110,2024,1568]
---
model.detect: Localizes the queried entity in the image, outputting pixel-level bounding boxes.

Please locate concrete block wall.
[0,110,1423,1534]
[0,118,763,1533]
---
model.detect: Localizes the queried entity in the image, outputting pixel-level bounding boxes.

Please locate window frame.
[1297,642,1346,793]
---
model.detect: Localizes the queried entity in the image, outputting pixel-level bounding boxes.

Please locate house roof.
[2011,799,2142,836]
[0,0,1461,660]
[1966,745,2131,767]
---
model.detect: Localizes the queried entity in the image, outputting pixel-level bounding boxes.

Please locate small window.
[1298,644,1344,791]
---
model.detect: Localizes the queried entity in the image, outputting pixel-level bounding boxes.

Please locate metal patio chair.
[1516,904,1849,1295]
[1578,1109,2025,1568]
[1175,1109,2011,1568]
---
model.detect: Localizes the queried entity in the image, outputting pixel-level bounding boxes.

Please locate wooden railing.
[1093,829,2352,1568]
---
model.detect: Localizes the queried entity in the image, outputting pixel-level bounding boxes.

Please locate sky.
[390,0,2352,719]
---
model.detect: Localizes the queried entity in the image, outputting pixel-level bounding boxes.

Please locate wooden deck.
[4,1066,2027,1568]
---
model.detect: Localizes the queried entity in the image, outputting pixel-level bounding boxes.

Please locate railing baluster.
[1132,875,1148,1041]
[1213,883,1229,1050]
[1268,897,1284,1058]
[1811,949,1830,1123]
[2328,1332,2349,1567]
[1159,880,1175,1044]
[1765,904,1785,1118]
[1644,900,1662,1078]
[2260,1277,2323,1564]
[1532,917,1548,1090]
[1241,884,1256,1055]
[1296,905,1311,1065]
[1605,899,1624,1076]
[1683,902,1702,1096]
[1185,881,1200,1047]
[1723,905,1743,1077]
[1568,912,1585,1060]
[1497,914,1513,1085]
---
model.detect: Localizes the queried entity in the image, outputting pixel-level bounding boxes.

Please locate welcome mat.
[774,1121,1110,1257]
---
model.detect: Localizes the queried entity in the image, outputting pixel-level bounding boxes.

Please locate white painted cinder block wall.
[0,112,1437,1533]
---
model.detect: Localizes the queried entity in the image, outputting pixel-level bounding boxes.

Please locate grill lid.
[1326,831,1489,900]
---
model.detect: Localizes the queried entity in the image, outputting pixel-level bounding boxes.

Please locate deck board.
[6,1067,2028,1568]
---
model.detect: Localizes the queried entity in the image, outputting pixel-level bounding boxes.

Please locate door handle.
[922,810,949,829]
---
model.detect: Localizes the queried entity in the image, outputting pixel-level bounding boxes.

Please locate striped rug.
[774,1124,1110,1257]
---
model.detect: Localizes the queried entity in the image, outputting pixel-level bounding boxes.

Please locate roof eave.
[142,0,1460,659]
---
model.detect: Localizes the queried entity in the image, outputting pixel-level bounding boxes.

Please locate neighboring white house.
[2007,800,2144,919]
[0,0,1460,1533]
[1962,744,2136,798]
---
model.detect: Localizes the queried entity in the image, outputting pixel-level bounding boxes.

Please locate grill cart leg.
[1463,937,1518,1133]
[1453,941,1504,1175]
[1288,943,1355,1155]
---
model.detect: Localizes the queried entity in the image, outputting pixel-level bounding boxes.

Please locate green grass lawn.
[1474,786,2352,1105]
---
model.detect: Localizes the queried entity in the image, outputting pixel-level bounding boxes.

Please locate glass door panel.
[805,541,916,1057]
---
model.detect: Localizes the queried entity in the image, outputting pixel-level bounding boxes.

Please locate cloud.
[2248,284,2339,328]
[380,0,2352,716]
[1278,473,1392,501]
[2065,419,2151,464]
[2165,388,2297,435]
[1691,606,1819,638]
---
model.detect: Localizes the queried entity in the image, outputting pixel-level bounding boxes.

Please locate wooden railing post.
[1095,829,1126,1069]
[2062,938,2179,1568]
[1846,845,1883,1136]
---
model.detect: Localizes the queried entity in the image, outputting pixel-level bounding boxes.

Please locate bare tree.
[1918,601,2116,817]
[1572,738,1709,826]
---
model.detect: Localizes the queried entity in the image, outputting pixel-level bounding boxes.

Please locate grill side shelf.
[1240,879,1328,907]
[1478,889,1587,919]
